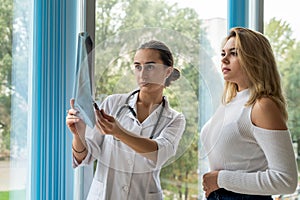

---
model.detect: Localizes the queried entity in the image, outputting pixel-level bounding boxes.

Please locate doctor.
[66,40,186,200]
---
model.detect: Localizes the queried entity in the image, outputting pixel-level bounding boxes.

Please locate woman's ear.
[166,67,173,78]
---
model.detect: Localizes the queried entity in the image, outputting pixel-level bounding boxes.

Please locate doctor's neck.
[138,90,164,107]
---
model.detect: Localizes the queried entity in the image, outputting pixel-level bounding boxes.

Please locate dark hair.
[138,40,180,87]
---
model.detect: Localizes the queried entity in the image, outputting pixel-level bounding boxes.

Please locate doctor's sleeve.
[72,96,113,168]
[153,113,186,169]
[72,126,105,168]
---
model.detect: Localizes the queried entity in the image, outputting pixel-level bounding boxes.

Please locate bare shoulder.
[251,97,287,130]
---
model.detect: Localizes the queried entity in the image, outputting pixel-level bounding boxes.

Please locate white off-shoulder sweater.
[200,89,298,195]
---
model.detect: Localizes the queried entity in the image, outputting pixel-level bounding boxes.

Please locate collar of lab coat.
[124,90,174,121]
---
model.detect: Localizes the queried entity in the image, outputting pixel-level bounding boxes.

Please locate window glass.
[93,0,226,199]
[264,0,300,198]
[0,0,13,196]
[0,0,32,199]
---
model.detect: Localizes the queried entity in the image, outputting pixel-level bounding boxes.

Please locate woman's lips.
[222,67,231,73]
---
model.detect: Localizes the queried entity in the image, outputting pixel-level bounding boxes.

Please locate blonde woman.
[201,27,298,199]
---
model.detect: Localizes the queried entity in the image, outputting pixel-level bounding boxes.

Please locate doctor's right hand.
[66,99,86,135]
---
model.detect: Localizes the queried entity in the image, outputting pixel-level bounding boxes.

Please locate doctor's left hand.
[95,109,123,137]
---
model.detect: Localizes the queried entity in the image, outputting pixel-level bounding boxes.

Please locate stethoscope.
[116,89,165,139]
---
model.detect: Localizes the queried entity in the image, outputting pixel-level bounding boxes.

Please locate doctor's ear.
[166,67,173,78]
[164,67,180,87]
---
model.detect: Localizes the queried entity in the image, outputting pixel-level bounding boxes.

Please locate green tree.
[265,18,300,144]
[0,0,13,156]
[0,0,30,158]
[280,42,300,141]
[265,17,295,62]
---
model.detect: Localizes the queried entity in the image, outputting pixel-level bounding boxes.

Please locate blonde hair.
[221,27,288,120]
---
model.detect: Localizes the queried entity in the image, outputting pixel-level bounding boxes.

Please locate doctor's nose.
[135,66,149,76]
[140,67,149,77]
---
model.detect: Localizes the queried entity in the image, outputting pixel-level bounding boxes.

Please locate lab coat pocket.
[145,191,163,200]
[86,179,104,200]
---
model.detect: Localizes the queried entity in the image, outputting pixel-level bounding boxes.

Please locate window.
[264,0,300,198]
[0,1,79,199]
[0,0,32,199]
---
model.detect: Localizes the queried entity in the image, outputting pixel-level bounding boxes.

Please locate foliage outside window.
[0,0,13,160]
[264,16,300,199]
[0,0,31,199]
[265,18,300,146]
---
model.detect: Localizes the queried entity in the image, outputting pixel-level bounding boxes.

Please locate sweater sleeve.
[218,127,298,195]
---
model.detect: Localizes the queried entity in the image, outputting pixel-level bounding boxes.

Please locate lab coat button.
[122,185,129,192]
[127,159,133,166]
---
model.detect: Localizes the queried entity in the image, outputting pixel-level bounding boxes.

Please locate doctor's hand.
[66,99,86,135]
[95,109,124,137]
[95,109,159,161]
[202,171,220,198]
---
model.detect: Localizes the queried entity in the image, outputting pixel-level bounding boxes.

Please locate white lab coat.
[73,91,186,200]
